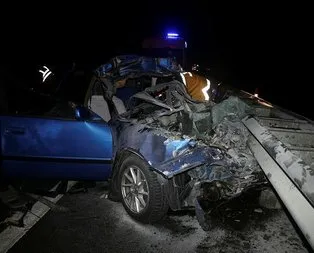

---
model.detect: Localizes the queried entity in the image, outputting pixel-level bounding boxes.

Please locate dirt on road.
[8,182,311,253]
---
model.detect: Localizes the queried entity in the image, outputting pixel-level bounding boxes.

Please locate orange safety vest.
[181,72,210,102]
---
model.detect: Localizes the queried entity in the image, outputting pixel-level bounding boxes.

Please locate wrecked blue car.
[0,55,267,225]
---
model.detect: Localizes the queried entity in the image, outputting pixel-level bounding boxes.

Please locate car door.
[0,103,113,180]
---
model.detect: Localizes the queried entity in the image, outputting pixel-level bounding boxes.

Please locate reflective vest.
[180,72,211,102]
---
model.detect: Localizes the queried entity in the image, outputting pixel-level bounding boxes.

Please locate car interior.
[87,75,177,122]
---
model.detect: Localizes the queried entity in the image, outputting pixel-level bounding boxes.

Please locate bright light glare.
[167,33,179,37]
[258,100,273,108]
[166,33,180,39]
[254,93,259,97]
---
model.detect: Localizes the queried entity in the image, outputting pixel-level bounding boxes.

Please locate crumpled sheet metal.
[210,96,260,178]
[211,96,253,127]
[210,114,260,175]
[211,116,250,150]
[116,86,262,192]
[188,97,264,197]
[112,121,224,178]
[95,55,179,79]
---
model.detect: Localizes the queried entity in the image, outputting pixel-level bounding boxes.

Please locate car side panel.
[1,116,113,180]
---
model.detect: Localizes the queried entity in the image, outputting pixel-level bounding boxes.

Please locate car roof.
[95,55,182,81]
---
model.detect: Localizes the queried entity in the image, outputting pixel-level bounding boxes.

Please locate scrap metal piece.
[259,188,281,209]
[195,198,211,231]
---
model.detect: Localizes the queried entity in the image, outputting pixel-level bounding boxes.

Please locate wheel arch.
[113,148,146,173]
[109,148,152,201]
[110,148,188,212]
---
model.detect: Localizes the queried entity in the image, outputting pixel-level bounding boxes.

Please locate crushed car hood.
[111,121,225,178]
[89,55,266,200]
[110,80,264,193]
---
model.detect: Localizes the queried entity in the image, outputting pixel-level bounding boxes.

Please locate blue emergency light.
[166,33,179,39]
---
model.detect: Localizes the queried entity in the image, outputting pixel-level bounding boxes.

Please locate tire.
[119,154,168,223]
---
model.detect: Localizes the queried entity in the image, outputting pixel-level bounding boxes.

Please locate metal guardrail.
[242,116,314,250]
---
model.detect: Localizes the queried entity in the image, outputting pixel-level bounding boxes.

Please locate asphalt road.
[8,182,311,253]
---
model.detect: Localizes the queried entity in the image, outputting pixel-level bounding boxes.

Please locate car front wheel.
[119,154,168,223]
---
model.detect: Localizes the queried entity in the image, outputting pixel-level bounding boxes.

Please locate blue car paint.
[0,111,219,181]
[1,115,113,180]
[0,55,220,181]
[154,146,224,178]
[110,121,223,178]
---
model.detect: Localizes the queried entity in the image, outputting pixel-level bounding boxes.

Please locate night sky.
[2,2,312,119]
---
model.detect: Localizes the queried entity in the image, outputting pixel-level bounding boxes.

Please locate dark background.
[1,2,312,119]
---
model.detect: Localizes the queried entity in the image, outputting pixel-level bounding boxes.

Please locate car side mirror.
[75,106,89,120]
[75,106,103,121]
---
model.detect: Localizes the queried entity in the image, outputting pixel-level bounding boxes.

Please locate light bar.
[167,33,179,37]
[167,33,179,39]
